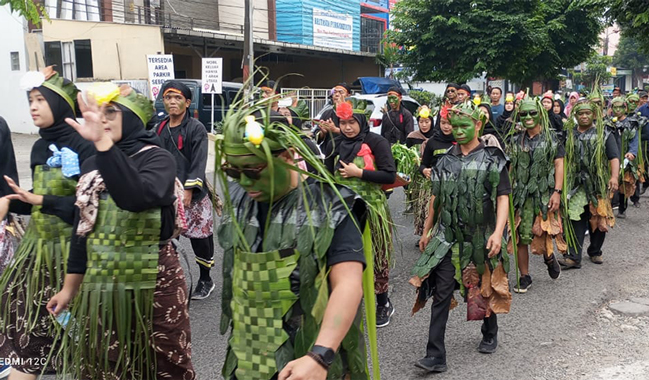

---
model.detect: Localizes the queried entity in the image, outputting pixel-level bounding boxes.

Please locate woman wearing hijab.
[553,99,568,122]
[564,91,579,116]
[406,106,435,148]
[413,108,456,238]
[47,84,195,380]
[478,102,504,148]
[0,68,94,380]
[324,100,397,328]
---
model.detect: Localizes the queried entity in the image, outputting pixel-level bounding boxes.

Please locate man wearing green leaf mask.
[506,98,565,294]
[626,93,640,114]
[560,99,619,269]
[215,93,378,380]
[411,101,512,373]
[381,86,413,144]
[605,97,640,218]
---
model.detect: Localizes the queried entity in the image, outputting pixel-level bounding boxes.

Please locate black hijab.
[115,104,161,156]
[0,117,19,197]
[554,99,567,119]
[434,122,456,143]
[35,86,95,167]
[335,113,369,170]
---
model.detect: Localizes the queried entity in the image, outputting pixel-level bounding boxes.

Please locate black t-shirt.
[256,202,366,268]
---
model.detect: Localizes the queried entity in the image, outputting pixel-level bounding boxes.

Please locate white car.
[314,94,421,136]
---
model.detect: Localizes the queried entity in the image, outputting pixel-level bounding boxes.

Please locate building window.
[361,17,385,54]
[44,41,63,73]
[10,52,20,71]
[74,40,93,78]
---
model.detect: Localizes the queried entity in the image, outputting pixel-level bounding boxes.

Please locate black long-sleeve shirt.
[67,145,177,274]
[381,106,414,145]
[419,138,455,175]
[325,133,396,184]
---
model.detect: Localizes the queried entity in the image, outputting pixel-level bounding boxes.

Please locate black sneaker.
[478,335,498,354]
[513,275,532,293]
[191,279,215,300]
[376,300,395,328]
[544,254,561,280]
[415,356,447,373]
[633,200,641,208]
[617,211,626,219]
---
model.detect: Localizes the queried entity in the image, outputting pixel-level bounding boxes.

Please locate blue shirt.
[639,103,649,141]
[491,104,504,120]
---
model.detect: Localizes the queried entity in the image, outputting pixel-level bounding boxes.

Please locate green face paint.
[576,109,594,128]
[518,101,540,130]
[612,104,626,117]
[627,100,638,110]
[450,115,477,145]
[387,95,400,107]
[226,153,292,203]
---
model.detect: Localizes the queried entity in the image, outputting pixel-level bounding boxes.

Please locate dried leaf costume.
[604,97,643,211]
[0,69,94,375]
[506,98,567,258]
[216,87,380,380]
[56,84,195,380]
[562,100,620,263]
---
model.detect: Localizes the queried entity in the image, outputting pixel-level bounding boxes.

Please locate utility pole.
[242,0,254,92]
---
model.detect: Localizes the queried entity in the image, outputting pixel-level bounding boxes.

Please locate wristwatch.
[553,188,562,194]
[308,345,335,370]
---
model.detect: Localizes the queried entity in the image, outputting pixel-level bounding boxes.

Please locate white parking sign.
[202,58,223,94]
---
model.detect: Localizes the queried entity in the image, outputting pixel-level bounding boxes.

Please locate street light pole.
[242,0,254,92]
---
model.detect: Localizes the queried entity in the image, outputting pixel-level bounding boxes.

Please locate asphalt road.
[9,133,649,380]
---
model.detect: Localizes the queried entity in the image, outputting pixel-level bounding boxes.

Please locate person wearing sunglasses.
[605,97,640,218]
[560,99,619,269]
[380,86,414,145]
[47,84,195,380]
[156,80,216,301]
[413,101,511,373]
[506,97,565,294]
[0,67,95,380]
[215,93,374,380]
[434,83,460,133]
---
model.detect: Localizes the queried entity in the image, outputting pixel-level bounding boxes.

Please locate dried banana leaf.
[488,263,512,314]
[462,263,480,288]
[530,234,547,256]
[480,264,493,298]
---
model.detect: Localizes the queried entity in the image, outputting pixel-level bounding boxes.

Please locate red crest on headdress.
[336,102,354,120]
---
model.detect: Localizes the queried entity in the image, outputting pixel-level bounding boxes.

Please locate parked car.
[314,93,421,136]
[154,79,243,131]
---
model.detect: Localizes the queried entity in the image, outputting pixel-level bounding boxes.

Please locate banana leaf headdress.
[20,66,79,113]
[86,82,154,125]
[448,100,485,126]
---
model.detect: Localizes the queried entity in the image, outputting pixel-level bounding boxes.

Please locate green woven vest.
[219,184,367,380]
[60,195,161,380]
[0,165,77,333]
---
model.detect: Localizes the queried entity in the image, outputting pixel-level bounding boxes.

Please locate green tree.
[578,0,649,53]
[613,34,649,88]
[1,0,48,25]
[375,34,401,79]
[569,53,612,89]
[389,0,604,85]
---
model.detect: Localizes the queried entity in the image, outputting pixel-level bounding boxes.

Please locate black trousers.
[426,253,498,359]
[618,186,640,213]
[190,236,215,280]
[566,206,606,263]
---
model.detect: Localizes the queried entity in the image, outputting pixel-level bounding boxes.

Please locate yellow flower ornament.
[244,115,265,146]
[87,82,121,106]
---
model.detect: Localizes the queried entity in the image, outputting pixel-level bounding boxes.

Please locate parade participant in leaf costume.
[605,97,641,218]
[0,67,94,379]
[411,101,512,374]
[560,99,619,268]
[216,83,380,380]
[325,98,397,329]
[506,97,565,294]
[47,83,195,380]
